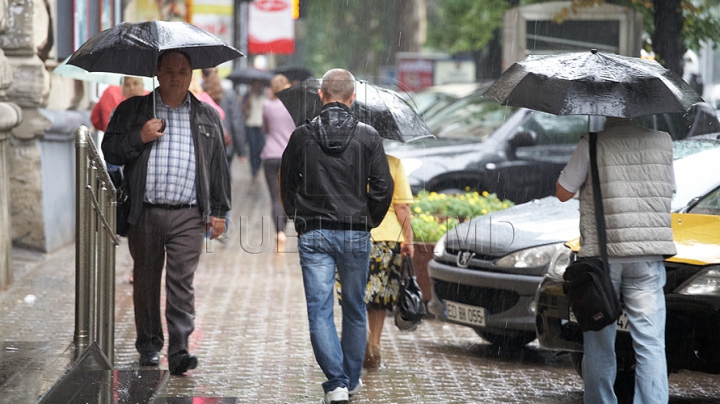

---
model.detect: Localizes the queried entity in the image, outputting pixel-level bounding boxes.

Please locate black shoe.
[139,352,160,367]
[169,350,198,376]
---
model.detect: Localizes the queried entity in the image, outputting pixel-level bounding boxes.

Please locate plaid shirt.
[144,92,197,205]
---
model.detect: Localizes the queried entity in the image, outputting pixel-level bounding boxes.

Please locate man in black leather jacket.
[280,68,393,404]
[102,50,230,376]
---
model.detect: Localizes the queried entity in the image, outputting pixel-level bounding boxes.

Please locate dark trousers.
[262,158,287,233]
[128,206,204,356]
[246,126,265,178]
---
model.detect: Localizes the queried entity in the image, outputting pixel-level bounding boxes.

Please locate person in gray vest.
[556,117,676,404]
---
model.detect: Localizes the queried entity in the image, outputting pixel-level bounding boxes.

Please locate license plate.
[444,300,486,327]
[569,310,630,332]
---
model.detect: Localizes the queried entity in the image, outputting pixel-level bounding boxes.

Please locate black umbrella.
[67,21,244,77]
[275,79,434,143]
[226,67,274,85]
[484,50,702,119]
[274,66,313,83]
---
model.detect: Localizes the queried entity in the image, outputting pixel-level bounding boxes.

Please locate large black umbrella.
[67,21,244,77]
[274,66,313,83]
[275,79,434,143]
[226,67,274,85]
[484,50,702,119]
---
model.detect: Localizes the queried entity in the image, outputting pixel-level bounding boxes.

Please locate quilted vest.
[578,120,677,258]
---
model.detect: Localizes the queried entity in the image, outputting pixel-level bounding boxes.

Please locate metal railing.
[73,125,118,365]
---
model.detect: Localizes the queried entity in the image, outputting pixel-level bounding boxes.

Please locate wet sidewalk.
[2,162,720,404]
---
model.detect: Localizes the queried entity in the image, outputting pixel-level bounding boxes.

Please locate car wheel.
[475,330,537,349]
[569,352,635,403]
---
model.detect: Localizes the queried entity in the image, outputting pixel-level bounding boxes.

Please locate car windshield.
[688,186,720,215]
[515,112,588,145]
[424,92,518,140]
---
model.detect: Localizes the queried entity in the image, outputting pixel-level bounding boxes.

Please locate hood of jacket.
[307,102,358,154]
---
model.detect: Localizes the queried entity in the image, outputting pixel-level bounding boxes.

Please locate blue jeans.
[582,260,668,404]
[298,229,370,393]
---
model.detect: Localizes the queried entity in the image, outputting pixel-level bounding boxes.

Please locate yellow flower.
[482,191,489,197]
[413,206,421,213]
[482,209,488,215]
[465,186,471,191]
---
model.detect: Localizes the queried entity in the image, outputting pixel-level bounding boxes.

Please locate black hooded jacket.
[280,102,393,234]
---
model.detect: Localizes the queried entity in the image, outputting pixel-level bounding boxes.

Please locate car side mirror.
[506,130,537,159]
[510,130,538,149]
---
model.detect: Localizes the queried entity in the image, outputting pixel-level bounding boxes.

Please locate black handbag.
[562,132,622,332]
[395,255,427,331]
[108,166,131,237]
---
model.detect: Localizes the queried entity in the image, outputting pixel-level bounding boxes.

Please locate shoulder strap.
[589,132,610,271]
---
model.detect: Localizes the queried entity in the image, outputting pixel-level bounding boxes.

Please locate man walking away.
[280,68,393,404]
[102,49,231,376]
[556,117,676,404]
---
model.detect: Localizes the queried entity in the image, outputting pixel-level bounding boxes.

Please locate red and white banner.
[248,0,295,55]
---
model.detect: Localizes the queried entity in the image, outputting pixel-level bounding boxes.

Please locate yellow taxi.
[535,186,720,396]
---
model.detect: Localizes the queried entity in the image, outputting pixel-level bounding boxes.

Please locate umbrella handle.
[153,76,157,119]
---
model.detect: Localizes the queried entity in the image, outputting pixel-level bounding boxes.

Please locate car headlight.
[433,234,446,259]
[400,158,423,176]
[676,266,720,296]
[494,242,564,268]
[546,245,572,280]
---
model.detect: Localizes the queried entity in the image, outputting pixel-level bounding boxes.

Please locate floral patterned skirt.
[336,241,402,311]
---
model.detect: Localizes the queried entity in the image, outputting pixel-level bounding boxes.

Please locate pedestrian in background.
[92,76,147,284]
[261,74,293,252]
[242,78,267,181]
[102,50,231,376]
[280,68,393,404]
[556,117,676,404]
[91,76,146,132]
[203,67,246,175]
[362,153,414,369]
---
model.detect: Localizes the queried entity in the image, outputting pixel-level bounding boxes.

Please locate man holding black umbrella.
[102,49,231,376]
[280,68,393,403]
[556,117,676,403]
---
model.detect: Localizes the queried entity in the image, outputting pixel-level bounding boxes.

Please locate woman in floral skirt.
[363,154,414,368]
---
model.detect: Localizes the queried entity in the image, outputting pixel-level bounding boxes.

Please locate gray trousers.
[262,158,287,233]
[128,205,204,357]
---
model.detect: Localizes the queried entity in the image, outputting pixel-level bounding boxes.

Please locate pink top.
[261,97,296,160]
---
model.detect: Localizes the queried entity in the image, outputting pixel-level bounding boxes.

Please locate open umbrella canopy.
[275,79,434,143]
[67,21,244,77]
[274,66,313,83]
[53,56,155,89]
[226,67,274,85]
[484,50,703,119]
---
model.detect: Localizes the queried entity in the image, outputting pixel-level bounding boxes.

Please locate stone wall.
[8,137,44,249]
[2,0,54,252]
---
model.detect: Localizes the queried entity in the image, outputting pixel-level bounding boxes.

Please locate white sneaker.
[321,386,349,404]
[349,379,363,397]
